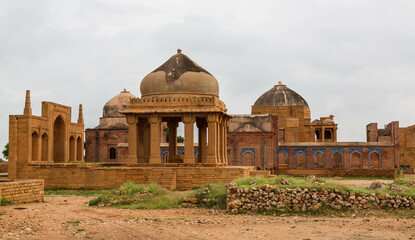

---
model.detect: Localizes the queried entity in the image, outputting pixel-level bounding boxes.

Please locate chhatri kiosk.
[122,49,230,166]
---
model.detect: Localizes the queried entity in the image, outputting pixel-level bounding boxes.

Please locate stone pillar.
[223,118,228,165]
[126,115,138,165]
[137,120,145,162]
[167,121,179,162]
[207,114,218,164]
[143,121,150,163]
[322,126,325,142]
[218,119,223,163]
[149,114,161,164]
[197,119,208,163]
[183,114,195,164]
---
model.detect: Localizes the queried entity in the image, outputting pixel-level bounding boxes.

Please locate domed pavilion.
[252,81,337,142]
[122,49,230,165]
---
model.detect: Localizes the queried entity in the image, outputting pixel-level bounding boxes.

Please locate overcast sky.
[1,0,415,156]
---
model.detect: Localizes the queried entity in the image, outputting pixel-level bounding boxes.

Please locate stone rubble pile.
[226,183,415,213]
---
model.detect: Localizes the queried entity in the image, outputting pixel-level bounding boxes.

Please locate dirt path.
[1,195,415,240]
[331,179,393,187]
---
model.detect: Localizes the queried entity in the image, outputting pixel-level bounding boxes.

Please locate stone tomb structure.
[122,49,230,166]
[8,90,85,179]
[8,50,259,190]
[228,82,399,176]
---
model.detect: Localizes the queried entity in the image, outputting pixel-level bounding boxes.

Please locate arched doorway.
[162,151,169,163]
[32,131,39,161]
[350,151,362,169]
[109,147,116,160]
[69,136,75,161]
[277,151,288,167]
[332,151,343,169]
[76,137,83,161]
[41,133,48,161]
[369,152,381,169]
[242,151,255,166]
[313,151,324,169]
[295,152,306,169]
[53,116,65,162]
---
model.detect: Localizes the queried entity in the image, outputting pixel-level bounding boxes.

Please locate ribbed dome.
[254,82,309,108]
[140,49,219,97]
[103,89,136,117]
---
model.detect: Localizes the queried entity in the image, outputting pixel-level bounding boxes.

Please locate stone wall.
[0,163,7,173]
[12,164,255,190]
[226,183,414,213]
[0,179,44,204]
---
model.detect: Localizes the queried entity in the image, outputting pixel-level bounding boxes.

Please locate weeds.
[0,198,13,206]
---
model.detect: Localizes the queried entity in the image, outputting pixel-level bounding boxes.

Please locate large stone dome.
[103,89,136,117]
[254,81,309,108]
[140,49,219,97]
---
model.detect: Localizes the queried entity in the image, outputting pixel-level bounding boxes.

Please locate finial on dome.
[275,81,285,87]
[121,88,129,93]
[177,48,182,54]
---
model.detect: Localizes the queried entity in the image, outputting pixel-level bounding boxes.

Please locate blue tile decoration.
[276,149,288,168]
[242,148,255,166]
[312,149,325,169]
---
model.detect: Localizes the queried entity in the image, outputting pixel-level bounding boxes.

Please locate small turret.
[24,90,32,115]
[78,104,84,124]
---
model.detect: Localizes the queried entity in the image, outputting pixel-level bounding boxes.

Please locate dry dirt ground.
[1,195,415,240]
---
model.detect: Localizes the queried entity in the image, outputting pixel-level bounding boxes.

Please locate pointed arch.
[162,151,169,163]
[109,147,116,160]
[295,151,306,169]
[69,136,75,161]
[242,151,255,166]
[312,151,325,169]
[332,151,343,169]
[369,152,381,169]
[76,137,83,161]
[31,131,39,161]
[53,115,65,162]
[350,151,362,169]
[41,133,48,161]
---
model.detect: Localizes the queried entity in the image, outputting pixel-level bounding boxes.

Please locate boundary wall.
[0,179,44,204]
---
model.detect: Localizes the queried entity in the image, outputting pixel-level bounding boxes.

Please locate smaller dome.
[254,81,309,108]
[322,119,335,125]
[103,89,136,117]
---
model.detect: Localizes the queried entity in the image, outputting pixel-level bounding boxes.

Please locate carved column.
[183,114,195,164]
[167,121,179,162]
[149,114,161,164]
[197,119,208,163]
[222,118,228,165]
[143,121,150,163]
[207,113,218,164]
[126,115,138,165]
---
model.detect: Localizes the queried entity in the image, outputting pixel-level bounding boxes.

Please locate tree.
[177,136,184,143]
[163,127,169,142]
[2,143,8,160]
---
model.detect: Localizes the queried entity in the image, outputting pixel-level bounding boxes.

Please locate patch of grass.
[76,228,85,232]
[46,189,104,197]
[89,182,184,209]
[186,183,228,209]
[0,198,13,206]
[64,220,81,226]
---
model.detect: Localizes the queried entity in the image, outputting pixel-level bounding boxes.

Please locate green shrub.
[0,198,13,206]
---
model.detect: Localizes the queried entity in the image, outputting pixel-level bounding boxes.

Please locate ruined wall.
[0,179,44,204]
[278,142,398,171]
[400,124,415,169]
[227,115,278,170]
[85,129,128,162]
[226,183,414,213]
[13,164,254,190]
